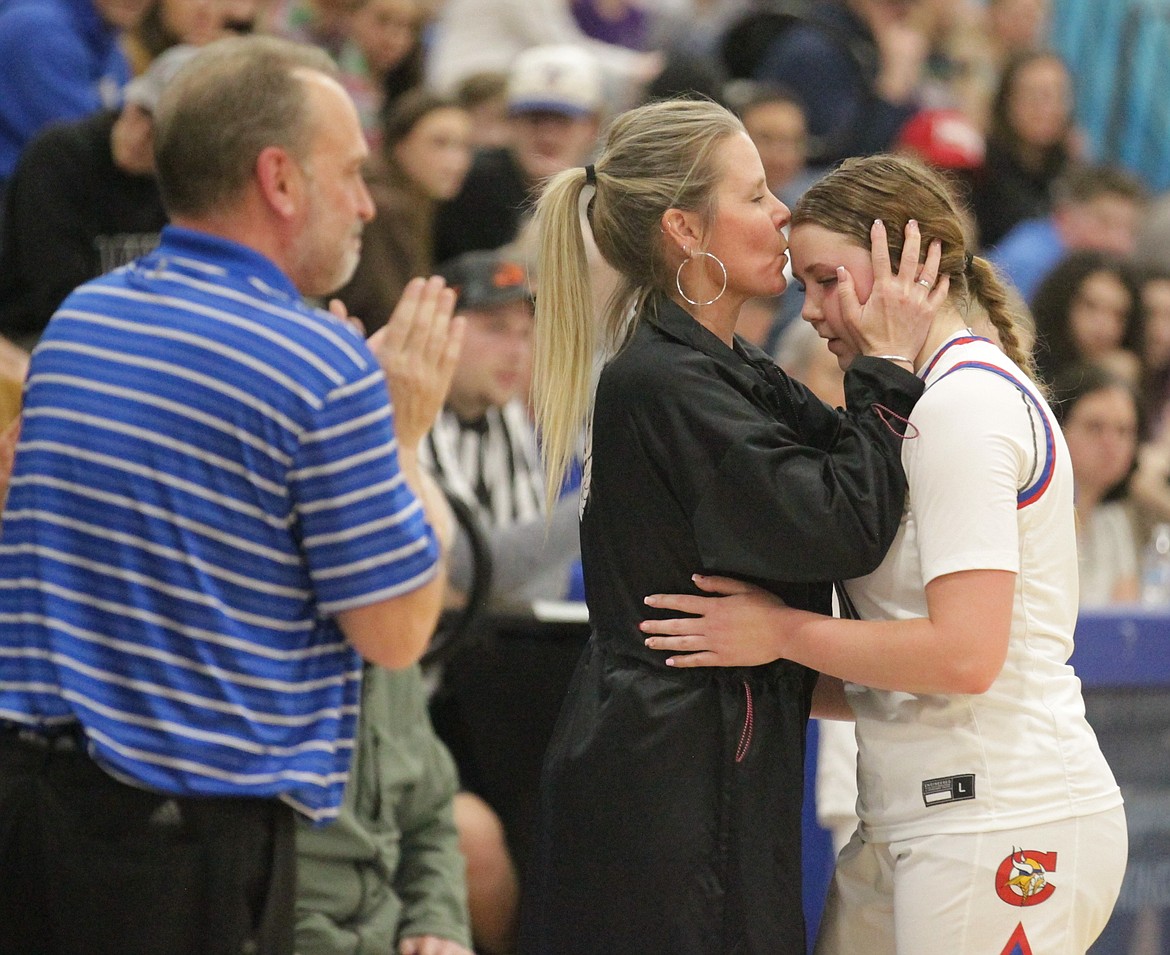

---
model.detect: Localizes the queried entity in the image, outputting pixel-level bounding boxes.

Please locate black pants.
[0,728,296,955]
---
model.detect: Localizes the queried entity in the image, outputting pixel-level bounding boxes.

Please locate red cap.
[896,109,985,170]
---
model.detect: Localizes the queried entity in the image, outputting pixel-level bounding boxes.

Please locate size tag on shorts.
[921,773,976,806]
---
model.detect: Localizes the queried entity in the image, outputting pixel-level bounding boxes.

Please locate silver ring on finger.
[916,277,932,288]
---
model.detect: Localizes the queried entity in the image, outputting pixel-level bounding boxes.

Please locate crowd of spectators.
[2,0,1170,952]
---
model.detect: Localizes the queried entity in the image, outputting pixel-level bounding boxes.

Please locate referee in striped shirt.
[0,36,463,955]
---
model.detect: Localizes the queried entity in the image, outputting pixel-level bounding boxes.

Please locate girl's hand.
[640,574,793,668]
[838,218,949,365]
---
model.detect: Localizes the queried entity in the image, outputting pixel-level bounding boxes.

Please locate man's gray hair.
[153,35,338,217]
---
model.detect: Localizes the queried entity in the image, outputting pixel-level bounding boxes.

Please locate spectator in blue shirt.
[0,0,153,194]
[987,162,1148,304]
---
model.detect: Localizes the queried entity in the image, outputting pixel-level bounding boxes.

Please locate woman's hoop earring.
[676,251,728,307]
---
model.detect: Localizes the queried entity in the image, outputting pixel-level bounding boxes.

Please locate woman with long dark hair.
[1030,248,1142,387]
[337,90,472,333]
[971,50,1076,249]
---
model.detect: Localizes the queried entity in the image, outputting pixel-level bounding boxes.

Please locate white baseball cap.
[124,44,201,113]
[507,44,604,118]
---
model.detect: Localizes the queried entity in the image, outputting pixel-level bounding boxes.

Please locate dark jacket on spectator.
[0,110,166,346]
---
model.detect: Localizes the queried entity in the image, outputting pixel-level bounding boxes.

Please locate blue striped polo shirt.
[0,226,440,821]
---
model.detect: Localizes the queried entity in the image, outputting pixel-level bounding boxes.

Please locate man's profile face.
[290,74,375,297]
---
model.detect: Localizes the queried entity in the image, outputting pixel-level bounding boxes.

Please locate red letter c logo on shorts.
[995,848,1057,906]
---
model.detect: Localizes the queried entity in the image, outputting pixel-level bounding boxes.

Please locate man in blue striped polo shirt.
[0,35,464,955]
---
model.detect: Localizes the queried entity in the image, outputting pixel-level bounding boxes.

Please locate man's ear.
[661,208,703,256]
[255,145,303,220]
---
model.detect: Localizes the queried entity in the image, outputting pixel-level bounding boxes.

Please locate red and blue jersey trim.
[925,338,1056,509]
[919,335,988,379]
